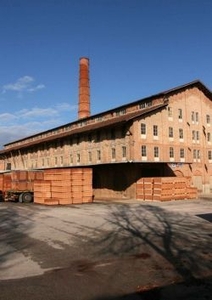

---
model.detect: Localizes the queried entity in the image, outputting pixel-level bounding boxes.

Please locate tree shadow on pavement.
[83,203,212,299]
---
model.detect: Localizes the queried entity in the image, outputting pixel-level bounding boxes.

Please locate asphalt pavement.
[0,198,212,299]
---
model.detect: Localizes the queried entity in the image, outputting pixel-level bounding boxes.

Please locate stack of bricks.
[44,169,72,205]
[10,170,44,191]
[3,173,12,191]
[136,177,198,201]
[11,170,28,190]
[71,168,93,204]
[136,178,154,201]
[0,173,4,190]
[33,180,54,204]
[0,170,44,201]
[33,168,93,205]
[81,168,93,203]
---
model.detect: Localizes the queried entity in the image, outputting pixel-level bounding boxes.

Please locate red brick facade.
[0,80,212,198]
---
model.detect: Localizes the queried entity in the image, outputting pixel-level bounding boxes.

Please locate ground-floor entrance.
[92,162,176,200]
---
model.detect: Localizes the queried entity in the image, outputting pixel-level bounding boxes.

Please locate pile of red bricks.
[0,170,44,191]
[0,168,93,205]
[136,177,198,201]
[0,173,8,190]
[11,170,43,191]
[34,168,93,205]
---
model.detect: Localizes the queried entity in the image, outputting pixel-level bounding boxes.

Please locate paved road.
[0,199,212,299]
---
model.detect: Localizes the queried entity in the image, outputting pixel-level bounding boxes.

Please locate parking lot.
[0,198,212,299]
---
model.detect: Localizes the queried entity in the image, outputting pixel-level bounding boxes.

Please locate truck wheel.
[18,193,23,202]
[20,192,33,203]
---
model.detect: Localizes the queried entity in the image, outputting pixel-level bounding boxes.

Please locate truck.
[0,170,44,203]
[0,168,93,205]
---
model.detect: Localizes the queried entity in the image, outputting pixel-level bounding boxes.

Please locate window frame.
[154,146,159,158]
[169,127,173,138]
[141,123,146,135]
[153,125,158,137]
[179,128,183,139]
[169,147,174,158]
[141,145,147,157]
[178,108,183,120]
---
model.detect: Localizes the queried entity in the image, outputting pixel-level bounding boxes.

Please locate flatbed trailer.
[4,189,34,203]
[0,168,93,205]
[0,170,43,203]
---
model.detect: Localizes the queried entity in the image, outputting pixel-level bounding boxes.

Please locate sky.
[0,0,212,149]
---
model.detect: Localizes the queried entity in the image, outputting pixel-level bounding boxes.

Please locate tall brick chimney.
[78,57,90,119]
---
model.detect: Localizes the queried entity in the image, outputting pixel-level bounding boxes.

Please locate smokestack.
[78,57,90,119]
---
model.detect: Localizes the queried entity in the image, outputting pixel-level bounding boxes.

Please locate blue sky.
[0,0,211,148]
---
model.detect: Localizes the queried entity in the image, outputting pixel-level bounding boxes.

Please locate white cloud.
[0,102,77,148]
[28,84,46,92]
[0,113,17,123]
[55,102,77,111]
[18,107,59,119]
[2,76,45,95]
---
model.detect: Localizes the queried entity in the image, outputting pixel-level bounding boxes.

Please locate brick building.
[0,58,212,199]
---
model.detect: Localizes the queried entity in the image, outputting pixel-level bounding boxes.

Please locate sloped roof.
[1,79,211,154]
[0,102,167,154]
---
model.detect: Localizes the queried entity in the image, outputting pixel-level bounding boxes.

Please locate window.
[207,132,211,142]
[196,112,199,123]
[116,109,126,116]
[197,150,200,160]
[208,150,212,160]
[191,111,195,122]
[154,146,159,157]
[141,123,146,135]
[180,148,185,158]
[192,130,195,141]
[60,156,63,165]
[55,157,58,165]
[196,131,199,142]
[95,116,102,122]
[122,146,126,158]
[97,150,101,161]
[139,102,145,109]
[70,154,73,164]
[78,120,87,127]
[169,127,173,138]
[112,148,116,159]
[153,125,158,137]
[178,108,183,120]
[206,114,210,125]
[141,145,147,157]
[193,149,197,159]
[77,153,80,163]
[179,129,183,139]
[192,111,199,123]
[168,107,173,118]
[169,147,174,158]
[139,101,152,109]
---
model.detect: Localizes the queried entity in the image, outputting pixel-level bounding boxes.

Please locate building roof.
[0,102,167,154]
[1,79,211,154]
